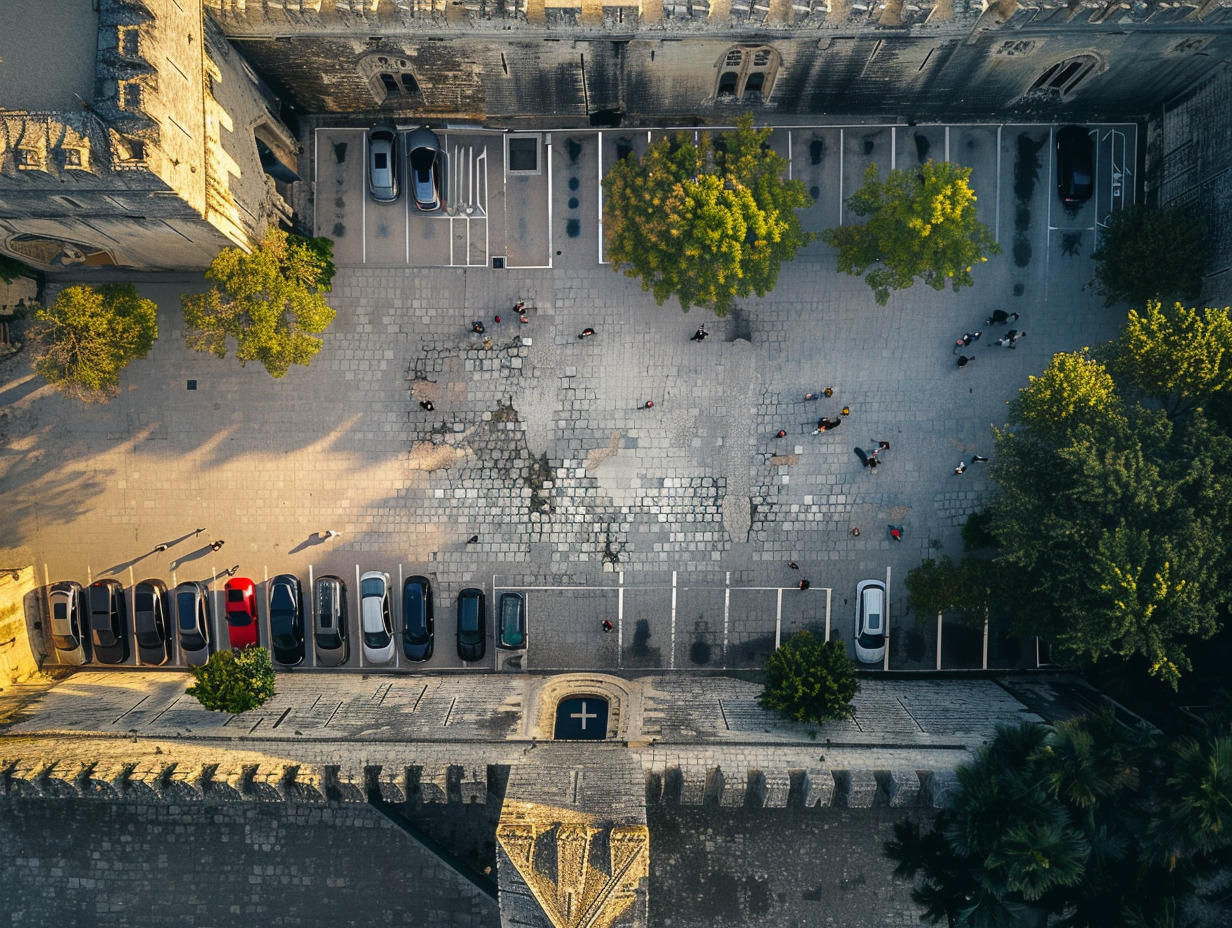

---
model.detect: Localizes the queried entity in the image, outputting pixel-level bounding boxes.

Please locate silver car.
[854,579,887,665]
[48,581,90,665]
[367,127,400,203]
[175,581,213,667]
[406,127,443,211]
[360,570,395,664]
[314,575,349,667]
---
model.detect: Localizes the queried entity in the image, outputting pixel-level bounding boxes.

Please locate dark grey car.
[48,581,89,665]
[456,587,486,662]
[313,575,349,667]
[406,127,443,211]
[175,581,212,667]
[269,573,305,666]
[402,575,433,662]
[89,579,129,665]
[134,579,172,665]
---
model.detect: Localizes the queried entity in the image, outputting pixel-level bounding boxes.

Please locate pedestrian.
[520,312,529,324]
[323,530,340,539]
[776,429,787,438]
[956,355,974,369]
[419,400,435,411]
[472,320,486,334]
[824,387,834,398]
[985,310,1020,326]
[195,527,205,536]
[804,392,820,401]
[971,454,989,464]
[851,526,861,537]
[868,456,880,469]
[841,406,850,416]
[640,400,654,410]
[954,461,967,475]
[690,326,708,342]
[876,440,890,451]
[995,335,1011,347]
[154,544,168,553]
[602,620,614,633]
[513,300,526,314]
[798,579,810,591]
[494,314,502,324]
[787,561,799,570]
[889,525,903,542]
[467,534,479,544]
[578,327,595,339]
[210,539,225,551]
[1010,330,1027,349]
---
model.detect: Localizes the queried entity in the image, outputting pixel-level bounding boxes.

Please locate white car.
[854,579,886,665]
[360,570,395,664]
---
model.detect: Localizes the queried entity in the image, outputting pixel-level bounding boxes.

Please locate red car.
[224,577,260,649]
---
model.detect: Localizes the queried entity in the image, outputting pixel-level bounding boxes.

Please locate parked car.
[224,576,260,650]
[406,127,444,211]
[88,579,129,664]
[133,579,172,665]
[314,575,350,667]
[48,581,90,665]
[174,580,212,667]
[269,573,304,666]
[456,587,486,662]
[367,127,400,202]
[402,575,434,662]
[854,579,887,665]
[360,570,395,664]
[1056,125,1094,206]
[497,591,526,650]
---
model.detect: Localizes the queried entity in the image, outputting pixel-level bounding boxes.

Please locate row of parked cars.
[46,573,527,669]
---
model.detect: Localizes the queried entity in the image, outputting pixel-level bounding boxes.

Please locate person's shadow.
[289,533,330,554]
[170,545,213,570]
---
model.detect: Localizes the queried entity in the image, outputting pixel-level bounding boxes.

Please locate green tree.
[1107,301,1232,412]
[1092,204,1207,308]
[181,227,336,378]
[823,160,1000,306]
[1010,350,1125,446]
[29,283,157,402]
[0,252,35,283]
[285,232,336,292]
[758,630,860,724]
[601,113,815,316]
[186,646,277,714]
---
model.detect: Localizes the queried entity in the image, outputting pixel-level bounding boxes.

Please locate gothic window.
[1027,54,1098,100]
[713,45,780,105]
[360,53,423,107]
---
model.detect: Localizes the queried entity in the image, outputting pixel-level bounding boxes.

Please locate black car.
[313,575,349,667]
[175,581,212,667]
[497,591,526,650]
[269,573,305,666]
[402,575,434,662]
[133,579,172,665]
[1056,125,1094,206]
[48,580,90,665]
[88,579,129,664]
[456,587,486,662]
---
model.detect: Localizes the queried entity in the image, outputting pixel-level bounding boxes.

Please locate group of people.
[471,300,531,336]
[954,310,1026,368]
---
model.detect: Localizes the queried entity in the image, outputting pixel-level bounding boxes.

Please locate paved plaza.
[0,123,1130,674]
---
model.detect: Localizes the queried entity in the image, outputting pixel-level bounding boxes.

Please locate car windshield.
[364,628,391,649]
[92,623,117,648]
[404,589,426,639]
[227,610,253,626]
[177,592,199,633]
[500,599,524,647]
[361,577,384,599]
[227,588,245,603]
[52,601,69,620]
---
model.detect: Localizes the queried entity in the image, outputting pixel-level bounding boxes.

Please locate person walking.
[876,440,890,451]
[210,539,225,551]
[889,525,903,542]
[971,454,990,464]
[1009,330,1027,349]
[322,530,340,539]
[472,320,486,334]
[954,461,967,475]
[578,327,596,339]
[855,447,870,467]
[640,400,654,410]
[776,429,787,438]
[602,620,614,633]
[419,400,435,411]
[787,561,799,570]
[466,534,480,544]
[956,355,974,369]
[985,310,1020,326]
[690,326,708,342]
[798,579,810,591]
[154,544,168,553]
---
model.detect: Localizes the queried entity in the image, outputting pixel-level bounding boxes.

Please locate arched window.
[1026,54,1099,101]
[713,45,780,105]
[359,53,423,106]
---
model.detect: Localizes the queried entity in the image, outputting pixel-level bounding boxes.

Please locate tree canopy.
[886,712,1232,927]
[988,331,1232,689]
[601,114,815,316]
[181,227,336,378]
[186,646,277,714]
[758,630,860,723]
[823,160,1000,306]
[1107,301,1232,412]
[30,283,157,402]
[1092,204,1207,308]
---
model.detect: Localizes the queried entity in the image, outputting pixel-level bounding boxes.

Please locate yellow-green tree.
[1109,301,1232,412]
[182,228,336,378]
[602,114,814,316]
[824,160,1000,305]
[30,283,158,402]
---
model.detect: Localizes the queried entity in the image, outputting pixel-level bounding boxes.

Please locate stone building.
[0,0,300,272]
[206,0,1232,126]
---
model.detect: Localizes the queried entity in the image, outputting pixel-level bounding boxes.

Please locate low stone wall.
[0,566,44,688]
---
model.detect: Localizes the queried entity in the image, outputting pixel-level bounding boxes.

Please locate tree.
[886,713,1220,928]
[823,160,1000,306]
[601,113,815,316]
[0,252,35,283]
[1107,301,1232,412]
[1092,204,1207,308]
[181,227,336,378]
[185,646,276,713]
[757,630,860,723]
[29,283,157,402]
